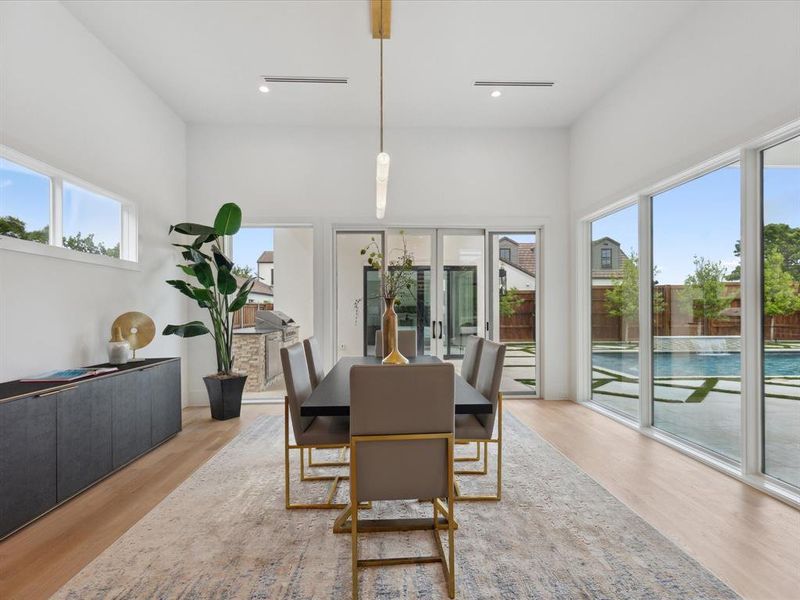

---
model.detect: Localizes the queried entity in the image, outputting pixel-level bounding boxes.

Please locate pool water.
[592,351,800,378]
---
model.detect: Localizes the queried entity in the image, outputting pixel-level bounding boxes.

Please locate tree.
[499,287,524,318]
[763,248,800,341]
[0,215,48,243]
[680,256,734,335]
[232,265,254,278]
[727,223,800,281]
[62,232,119,258]
[604,252,665,342]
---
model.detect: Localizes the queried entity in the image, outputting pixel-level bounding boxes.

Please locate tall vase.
[382,297,409,365]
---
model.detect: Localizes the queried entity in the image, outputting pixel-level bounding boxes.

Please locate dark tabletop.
[301,355,492,417]
[0,358,179,404]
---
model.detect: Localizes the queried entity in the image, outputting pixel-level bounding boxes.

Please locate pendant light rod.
[379,1,384,153]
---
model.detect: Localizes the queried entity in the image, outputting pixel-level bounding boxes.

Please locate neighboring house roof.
[235,275,273,297]
[257,250,274,264]
[499,237,537,277]
[592,237,630,262]
[591,269,624,279]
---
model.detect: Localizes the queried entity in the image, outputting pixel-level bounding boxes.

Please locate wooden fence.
[232,302,273,329]
[592,283,800,341]
[500,290,535,342]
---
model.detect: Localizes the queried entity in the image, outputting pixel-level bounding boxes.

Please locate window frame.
[600,246,612,269]
[577,119,800,508]
[0,145,138,268]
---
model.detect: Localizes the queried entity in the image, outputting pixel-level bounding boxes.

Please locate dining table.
[301,355,492,417]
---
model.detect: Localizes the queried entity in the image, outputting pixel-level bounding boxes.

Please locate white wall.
[569,0,800,399]
[273,227,314,340]
[186,124,570,403]
[0,2,187,395]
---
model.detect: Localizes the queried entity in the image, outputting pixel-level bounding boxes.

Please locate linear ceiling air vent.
[473,81,554,87]
[262,76,349,85]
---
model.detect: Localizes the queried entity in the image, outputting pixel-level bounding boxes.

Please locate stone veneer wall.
[233,326,300,393]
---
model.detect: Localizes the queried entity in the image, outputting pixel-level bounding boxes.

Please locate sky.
[593,165,799,284]
[232,226,274,274]
[1,158,121,247]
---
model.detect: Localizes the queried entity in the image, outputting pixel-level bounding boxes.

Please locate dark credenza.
[0,358,181,539]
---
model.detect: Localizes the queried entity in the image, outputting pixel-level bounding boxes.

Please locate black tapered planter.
[203,374,247,420]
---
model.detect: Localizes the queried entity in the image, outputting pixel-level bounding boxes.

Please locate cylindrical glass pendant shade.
[376,152,390,219]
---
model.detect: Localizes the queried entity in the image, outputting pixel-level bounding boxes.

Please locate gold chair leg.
[455,394,502,502]
[351,445,359,600]
[454,441,481,462]
[307,446,349,468]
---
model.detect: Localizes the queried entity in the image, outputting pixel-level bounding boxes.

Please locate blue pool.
[592,351,800,378]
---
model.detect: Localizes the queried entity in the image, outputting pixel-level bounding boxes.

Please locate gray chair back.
[350,363,454,503]
[303,336,325,389]
[474,340,505,433]
[280,343,315,440]
[461,336,484,387]
[374,329,418,358]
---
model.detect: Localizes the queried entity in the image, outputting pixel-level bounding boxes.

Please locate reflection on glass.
[492,232,536,394]
[762,136,800,488]
[652,163,741,461]
[337,232,383,358]
[442,234,484,359]
[590,205,639,420]
[0,157,51,244]
[386,230,433,355]
[62,182,121,257]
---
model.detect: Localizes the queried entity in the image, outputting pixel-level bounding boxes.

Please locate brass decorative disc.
[111,311,156,351]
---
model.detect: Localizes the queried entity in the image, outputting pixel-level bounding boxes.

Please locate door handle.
[438,320,443,339]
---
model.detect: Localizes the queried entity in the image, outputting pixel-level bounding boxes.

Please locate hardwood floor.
[0,401,797,599]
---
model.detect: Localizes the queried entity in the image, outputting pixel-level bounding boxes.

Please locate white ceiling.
[63,0,698,128]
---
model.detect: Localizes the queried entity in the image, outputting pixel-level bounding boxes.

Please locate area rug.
[54,415,739,599]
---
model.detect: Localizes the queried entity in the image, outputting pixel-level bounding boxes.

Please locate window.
[499,247,511,262]
[761,136,800,488]
[0,147,135,262]
[651,163,741,462]
[600,247,612,269]
[0,157,51,245]
[591,205,639,420]
[62,182,121,258]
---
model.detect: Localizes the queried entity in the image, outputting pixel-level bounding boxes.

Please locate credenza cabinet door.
[112,373,151,468]
[0,394,57,538]
[57,379,114,501]
[150,361,182,445]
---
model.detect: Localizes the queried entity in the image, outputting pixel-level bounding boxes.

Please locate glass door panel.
[438,232,485,361]
[488,231,538,395]
[387,229,435,356]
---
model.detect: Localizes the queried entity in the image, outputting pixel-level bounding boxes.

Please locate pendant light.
[375,1,389,219]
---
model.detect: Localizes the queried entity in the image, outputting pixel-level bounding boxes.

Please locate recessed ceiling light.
[491,90,502,98]
[258,84,270,93]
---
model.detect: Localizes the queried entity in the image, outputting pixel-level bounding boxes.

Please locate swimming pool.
[592,351,800,378]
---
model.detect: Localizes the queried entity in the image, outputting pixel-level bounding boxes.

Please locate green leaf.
[217,267,237,295]
[194,261,214,288]
[229,278,256,312]
[169,223,217,236]
[213,203,242,236]
[177,264,196,278]
[192,286,214,308]
[166,279,196,300]
[162,321,210,338]
[173,243,211,262]
[193,232,217,247]
[212,245,234,270]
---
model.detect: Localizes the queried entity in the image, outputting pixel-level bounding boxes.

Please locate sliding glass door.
[335,227,541,397]
[762,136,800,487]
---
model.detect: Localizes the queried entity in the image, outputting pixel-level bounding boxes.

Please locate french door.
[337,227,539,396]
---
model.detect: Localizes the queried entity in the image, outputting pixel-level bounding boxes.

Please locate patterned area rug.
[55,415,738,599]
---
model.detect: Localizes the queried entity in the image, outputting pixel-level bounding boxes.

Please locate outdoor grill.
[255,310,296,340]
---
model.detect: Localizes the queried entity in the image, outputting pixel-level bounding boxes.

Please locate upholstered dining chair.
[342,363,456,599]
[460,335,483,387]
[455,335,484,465]
[281,342,350,509]
[303,336,325,389]
[374,329,418,358]
[454,339,505,501]
[303,336,349,469]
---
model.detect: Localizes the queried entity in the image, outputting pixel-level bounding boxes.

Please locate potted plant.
[162,203,255,420]
[360,233,415,364]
